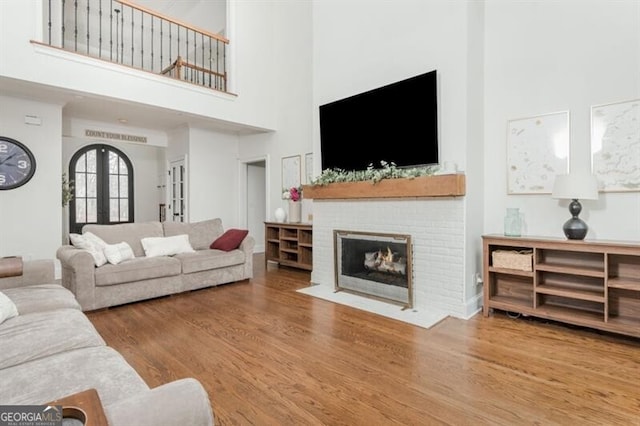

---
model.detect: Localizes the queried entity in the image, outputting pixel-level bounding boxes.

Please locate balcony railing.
[43,0,228,92]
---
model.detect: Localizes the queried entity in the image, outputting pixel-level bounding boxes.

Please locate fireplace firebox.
[334,230,413,308]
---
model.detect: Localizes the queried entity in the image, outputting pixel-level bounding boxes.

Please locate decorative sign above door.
[85,129,147,144]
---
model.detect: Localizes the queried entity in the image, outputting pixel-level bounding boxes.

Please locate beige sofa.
[0,259,214,426]
[57,218,254,311]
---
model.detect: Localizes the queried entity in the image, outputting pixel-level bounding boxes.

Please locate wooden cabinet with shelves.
[265,222,312,270]
[483,234,640,338]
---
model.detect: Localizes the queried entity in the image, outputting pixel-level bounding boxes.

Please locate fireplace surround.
[303,174,473,327]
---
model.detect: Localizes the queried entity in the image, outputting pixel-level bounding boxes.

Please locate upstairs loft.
[41,0,229,93]
[0,0,278,134]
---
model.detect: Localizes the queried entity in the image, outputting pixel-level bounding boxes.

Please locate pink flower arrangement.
[282,186,302,202]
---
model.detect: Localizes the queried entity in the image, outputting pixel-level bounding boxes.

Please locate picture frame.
[506,110,570,194]
[304,152,313,184]
[591,98,640,192]
[281,154,301,191]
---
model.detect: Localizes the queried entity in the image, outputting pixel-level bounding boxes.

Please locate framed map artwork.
[507,111,570,194]
[591,98,640,192]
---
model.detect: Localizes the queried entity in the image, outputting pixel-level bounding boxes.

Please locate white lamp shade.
[552,173,599,200]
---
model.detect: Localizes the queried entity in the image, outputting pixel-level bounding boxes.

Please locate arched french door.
[69,144,134,234]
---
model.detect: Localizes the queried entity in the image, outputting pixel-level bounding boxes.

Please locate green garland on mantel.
[310,161,440,186]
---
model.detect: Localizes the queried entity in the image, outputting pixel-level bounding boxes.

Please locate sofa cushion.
[175,249,246,274]
[163,219,224,251]
[2,284,81,314]
[104,242,136,265]
[141,234,195,257]
[0,308,105,369]
[0,346,148,406]
[0,291,18,324]
[94,256,182,287]
[69,232,108,267]
[83,222,164,258]
[210,229,249,251]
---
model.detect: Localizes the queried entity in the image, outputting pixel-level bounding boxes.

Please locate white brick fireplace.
[309,196,468,323]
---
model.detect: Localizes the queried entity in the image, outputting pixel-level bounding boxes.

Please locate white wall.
[238,0,313,224]
[0,96,62,260]
[188,127,240,226]
[484,0,640,241]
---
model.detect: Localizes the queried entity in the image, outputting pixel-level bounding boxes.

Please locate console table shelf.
[483,235,640,338]
[265,222,312,270]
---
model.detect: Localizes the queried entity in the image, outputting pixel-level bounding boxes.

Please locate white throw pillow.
[69,233,108,267]
[0,291,18,324]
[141,234,195,258]
[103,242,135,265]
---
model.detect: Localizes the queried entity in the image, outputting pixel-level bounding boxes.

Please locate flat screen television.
[319,69,438,172]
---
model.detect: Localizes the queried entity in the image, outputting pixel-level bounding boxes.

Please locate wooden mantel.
[301,174,465,200]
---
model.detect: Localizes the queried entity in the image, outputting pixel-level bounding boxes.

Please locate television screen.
[319,70,438,172]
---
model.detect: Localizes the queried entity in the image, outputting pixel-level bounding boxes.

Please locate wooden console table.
[483,234,640,338]
[265,222,312,270]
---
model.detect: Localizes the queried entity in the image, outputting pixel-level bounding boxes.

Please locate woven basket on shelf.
[491,249,533,271]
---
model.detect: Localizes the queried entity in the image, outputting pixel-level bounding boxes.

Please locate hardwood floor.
[88,254,640,426]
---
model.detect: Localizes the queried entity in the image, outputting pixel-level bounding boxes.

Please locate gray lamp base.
[563,199,588,240]
[563,217,588,240]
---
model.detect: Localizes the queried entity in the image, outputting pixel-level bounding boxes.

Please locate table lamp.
[551,173,599,240]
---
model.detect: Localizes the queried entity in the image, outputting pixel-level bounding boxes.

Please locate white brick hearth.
[307,197,467,326]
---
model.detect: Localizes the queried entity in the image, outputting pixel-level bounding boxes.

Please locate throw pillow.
[69,233,108,267]
[140,234,195,258]
[0,291,18,324]
[103,242,135,265]
[210,229,249,251]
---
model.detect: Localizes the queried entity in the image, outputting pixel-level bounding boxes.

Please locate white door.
[169,159,186,222]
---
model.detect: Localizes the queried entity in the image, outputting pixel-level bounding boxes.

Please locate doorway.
[239,156,268,253]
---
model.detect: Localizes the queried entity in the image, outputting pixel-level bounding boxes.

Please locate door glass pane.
[87,173,97,198]
[119,175,128,197]
[120,199,129,221]
[76,154,86,172]
[75,199,86,223]
[119,158,127,173]
[109,175,119,198]
[110,198,119,222]
[109,152,118,174]
[86,150,97,172]
[75,173,86,197]
[87,198,97,222]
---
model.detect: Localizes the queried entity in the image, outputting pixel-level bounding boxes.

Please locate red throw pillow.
[210,229,249,251]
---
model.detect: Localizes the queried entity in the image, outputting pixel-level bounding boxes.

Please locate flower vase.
[504,208,522,237]
[288,200,301,223]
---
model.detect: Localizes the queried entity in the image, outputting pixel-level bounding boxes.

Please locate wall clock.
[0,136,36,190]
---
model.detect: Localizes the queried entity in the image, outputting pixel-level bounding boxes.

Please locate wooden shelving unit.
[265,222,312,271]
[482,234,640,338]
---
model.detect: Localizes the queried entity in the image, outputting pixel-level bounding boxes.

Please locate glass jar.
[504,208,522,237]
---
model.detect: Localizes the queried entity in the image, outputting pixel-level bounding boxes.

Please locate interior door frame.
[168,155,188,223]
[238,154,269,251]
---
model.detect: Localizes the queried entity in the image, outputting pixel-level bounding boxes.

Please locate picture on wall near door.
[304,152,313,184]
[591,98,640,192]
[506,111,570,194]
[282,155,301,190]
